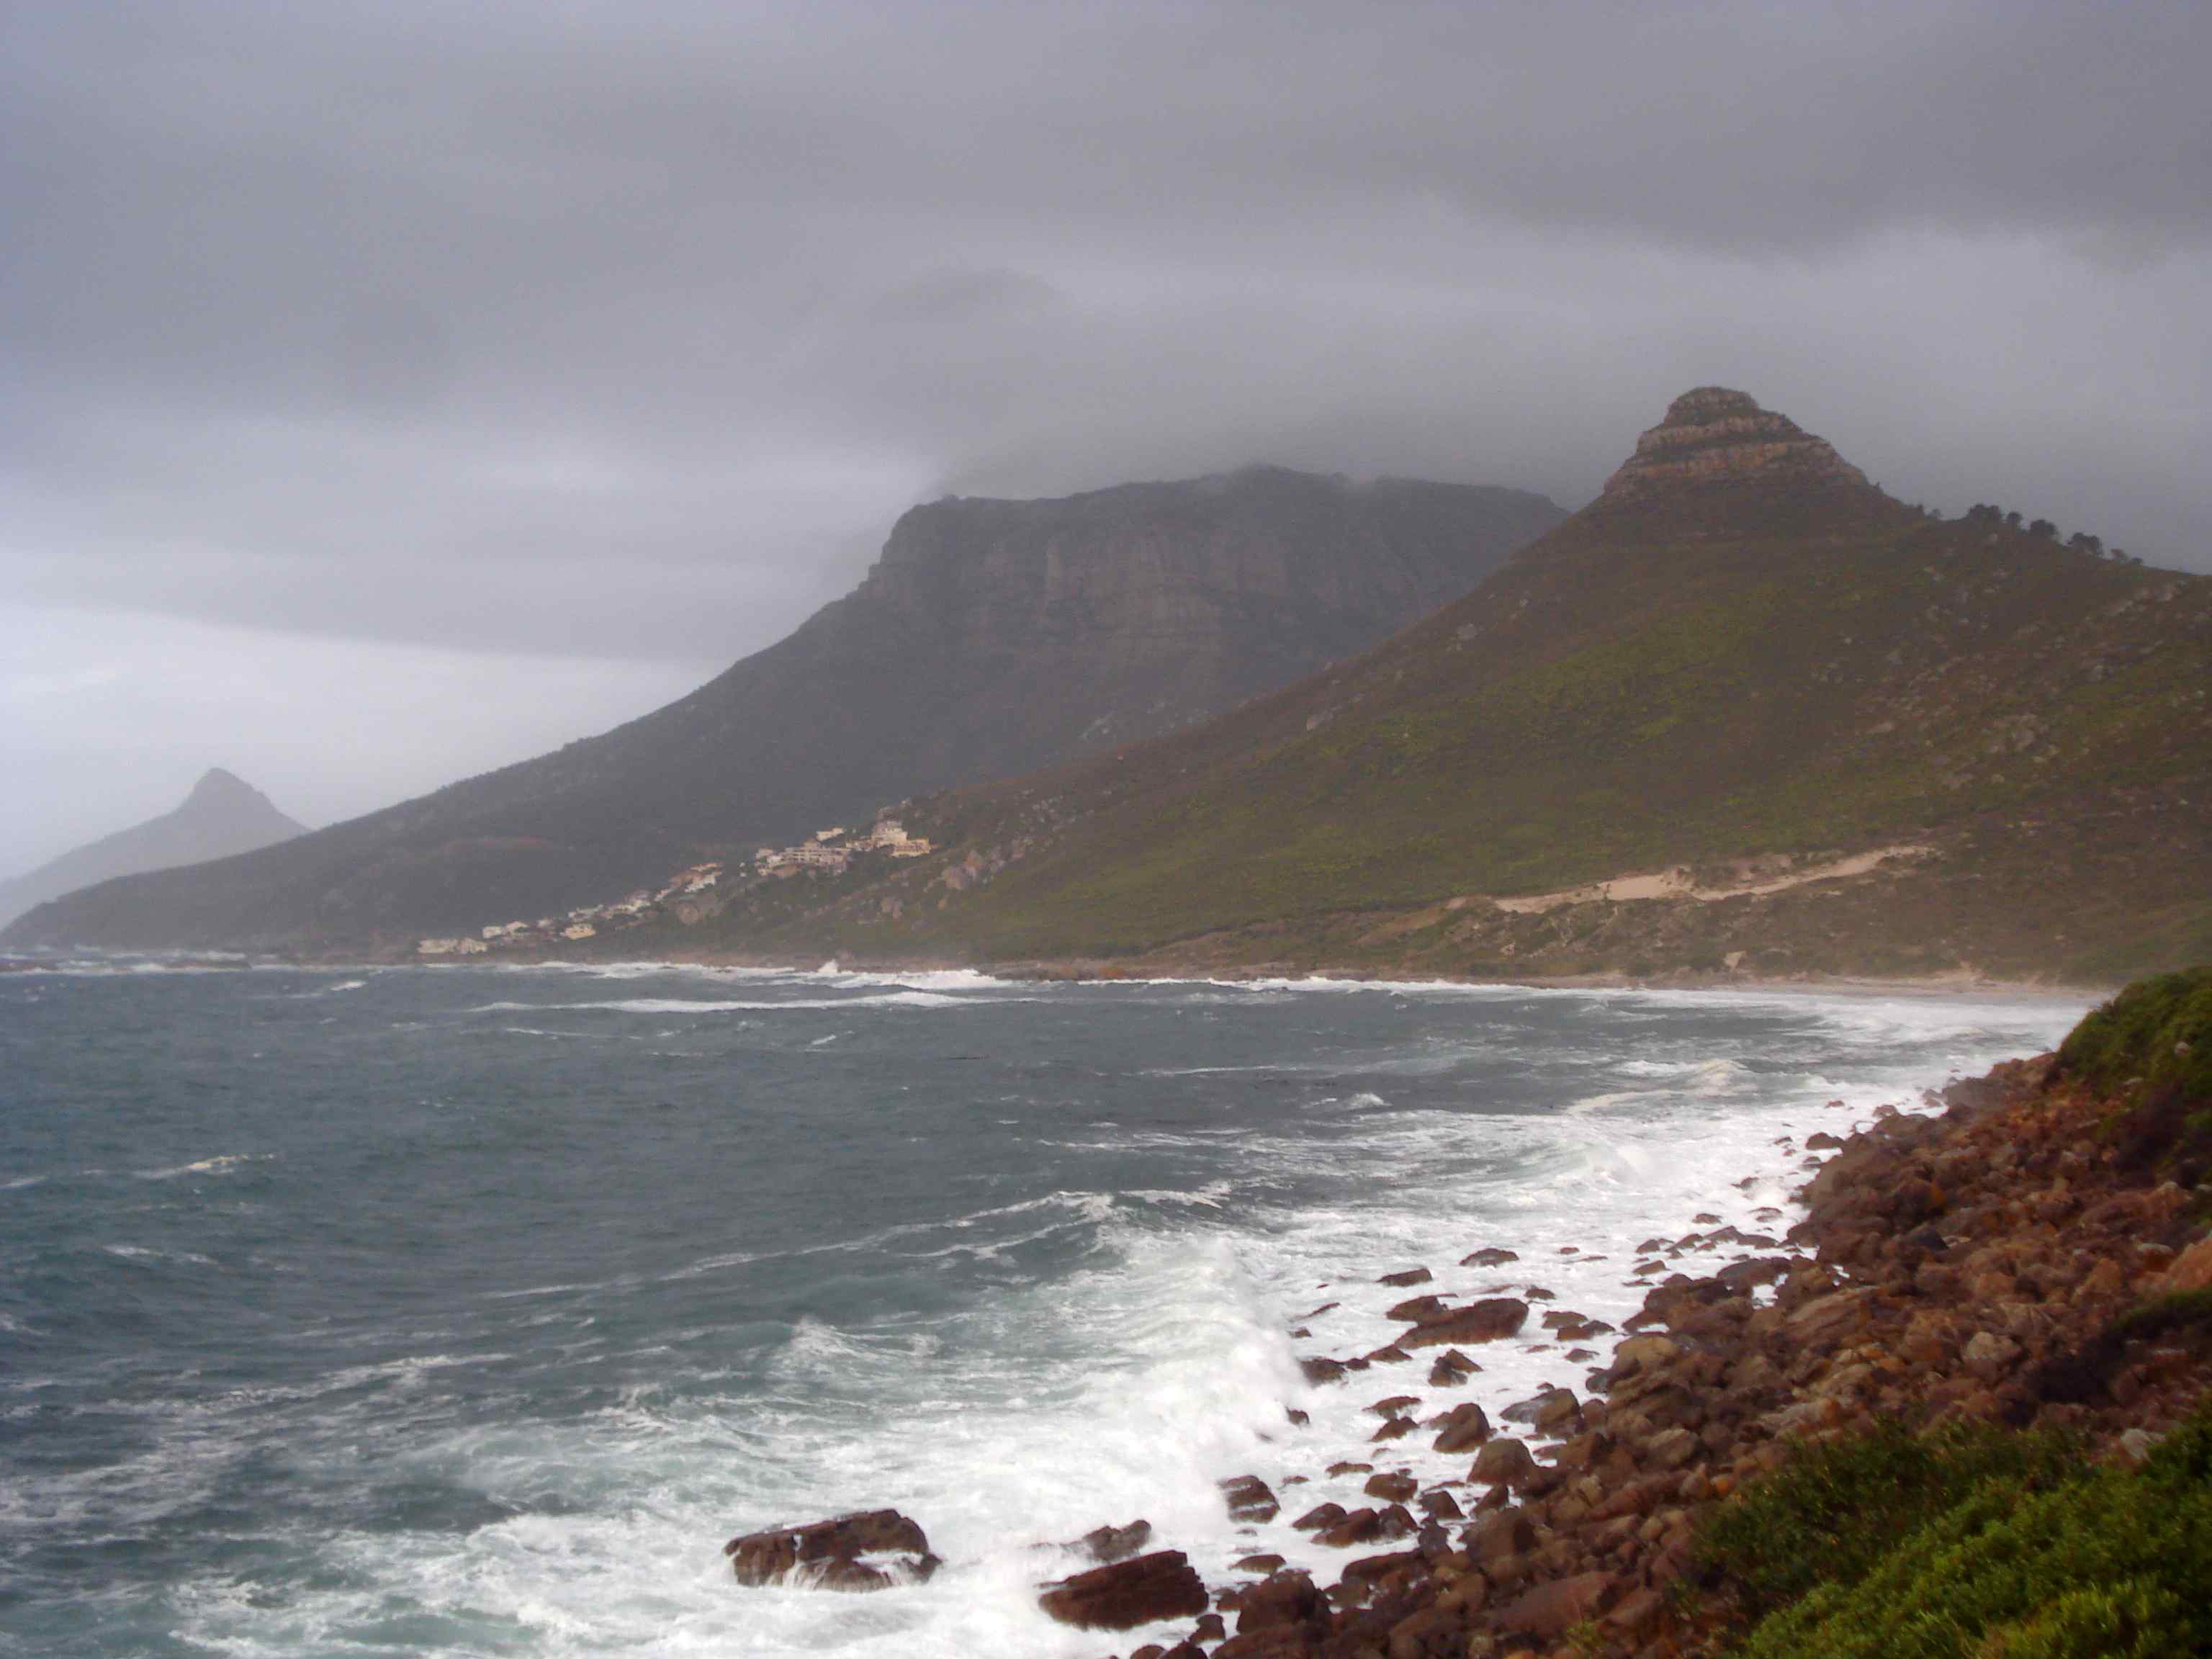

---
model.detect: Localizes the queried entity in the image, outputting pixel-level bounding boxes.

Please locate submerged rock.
[1072,1519,1154,1563]
[1220,1474,1280,1523]
[724,1509,940,1591]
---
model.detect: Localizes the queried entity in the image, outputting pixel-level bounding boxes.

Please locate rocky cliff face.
[5,467,1560,949]
[851,467,1564,759]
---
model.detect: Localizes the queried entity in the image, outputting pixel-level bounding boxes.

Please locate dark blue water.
[0,961,2082,1656]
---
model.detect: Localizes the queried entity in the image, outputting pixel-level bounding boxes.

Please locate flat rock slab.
[1402,1298,1530,1349]
[1038,1550,1209,1629]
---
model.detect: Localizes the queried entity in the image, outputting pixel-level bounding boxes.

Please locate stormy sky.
[6,1,2209,871]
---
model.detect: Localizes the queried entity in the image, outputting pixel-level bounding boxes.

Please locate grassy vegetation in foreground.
[2056,966,2212,1109]
[1696,1403,2212,1657]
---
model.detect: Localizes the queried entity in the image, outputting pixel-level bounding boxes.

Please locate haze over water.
[0,963,2083,1656]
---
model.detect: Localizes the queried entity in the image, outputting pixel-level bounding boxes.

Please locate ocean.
[0,961,2085,1657]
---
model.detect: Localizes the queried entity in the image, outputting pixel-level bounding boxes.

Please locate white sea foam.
[132,1153,271,1182]
[102,1244,217,1266]
[467,989,1008,1015]
[137,985,2084,1659]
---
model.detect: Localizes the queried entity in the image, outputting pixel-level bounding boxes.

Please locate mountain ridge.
[675,390,2212,985]
[2,467,1562,950]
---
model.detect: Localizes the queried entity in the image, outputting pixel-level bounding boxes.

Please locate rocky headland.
[724,967,2212,1655]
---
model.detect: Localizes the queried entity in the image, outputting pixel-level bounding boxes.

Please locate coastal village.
[415,816,931,957]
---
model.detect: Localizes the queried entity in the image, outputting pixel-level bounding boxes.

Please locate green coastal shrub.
[1695,1419,2080,1617]
[1707,1404,2212,1658]
[2056,965,2212,1108]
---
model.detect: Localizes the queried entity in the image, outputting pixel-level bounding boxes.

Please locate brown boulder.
[1315,1504,1415,1548]
[1431,1401,1492,1453]
[1387,1294,1451,1323]
[1038,1550,1210,1630]
[1426,1349,1479,1387]
[724,1509,940,1591]
[1963,1330,2023,1385]
[2167,1235,2212,1293]
[1465,1506,1535,1563]
[1403,1298,1529,1349]
[1469,1438,1539,1490]
[1385,1600,1475,1659]
[1379,1267,1434,1287]
[1364,1470,1419,1502]
[1494,1570,1622,1639]
[1221,1474,1280,1523]
[1232,1568,1326,1635]
[1462,1247,1520,1267]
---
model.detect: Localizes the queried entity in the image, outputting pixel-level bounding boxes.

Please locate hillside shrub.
[1704,1403,2212,1658]
[1694,1419,2079,1617]
[2056,966,2212,1108]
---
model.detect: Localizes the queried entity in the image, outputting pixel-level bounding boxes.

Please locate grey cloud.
[3,0,2208,673]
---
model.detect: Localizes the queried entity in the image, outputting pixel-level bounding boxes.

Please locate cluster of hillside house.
[415,817,934,957]
[754,818,932,878]
[416,861,724,957]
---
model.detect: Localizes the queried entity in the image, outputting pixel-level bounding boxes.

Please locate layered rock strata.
[1596,387,1873,508]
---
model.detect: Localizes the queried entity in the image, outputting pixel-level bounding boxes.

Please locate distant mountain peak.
[185,767,258,806]
[0,768,307,932]
[1591,387,1889,525]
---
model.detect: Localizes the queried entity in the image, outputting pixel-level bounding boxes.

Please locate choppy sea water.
[0,961,2085,1657]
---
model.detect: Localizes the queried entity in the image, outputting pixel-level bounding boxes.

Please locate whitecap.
[132,1153,271,1181]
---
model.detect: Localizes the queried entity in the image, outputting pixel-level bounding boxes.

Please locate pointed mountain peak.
[1589,387,1898,531]
[177,768,303,835]
[184,768,257,808]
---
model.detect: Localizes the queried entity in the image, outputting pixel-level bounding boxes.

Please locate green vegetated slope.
[2057,966,2212,1109]
[703,393,2212,983]
[1700,1408,2212,1658]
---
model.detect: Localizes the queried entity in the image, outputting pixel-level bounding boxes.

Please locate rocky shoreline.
[724,997,2212,1656]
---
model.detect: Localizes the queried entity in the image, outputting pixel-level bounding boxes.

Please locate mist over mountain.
[0,770,306,930]
[2,468,1560,950]
[709,390,2212,985]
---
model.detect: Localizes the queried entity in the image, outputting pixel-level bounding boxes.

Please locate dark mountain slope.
[4,468,1560,950]
[0,770,305,930]
[711,390,2212,984]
